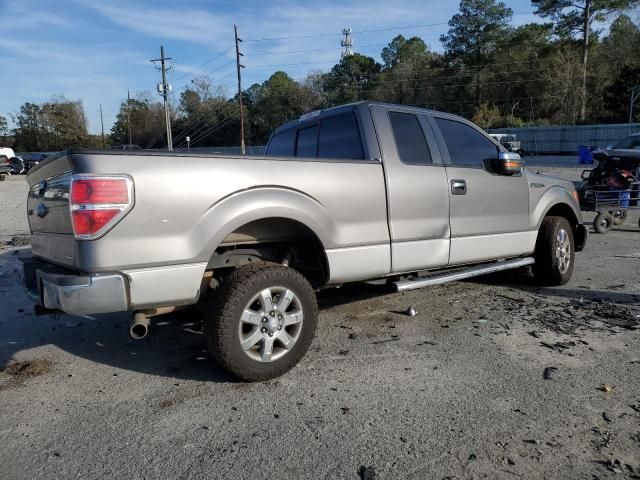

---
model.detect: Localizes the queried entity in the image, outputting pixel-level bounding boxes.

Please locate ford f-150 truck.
[20,102,587,381]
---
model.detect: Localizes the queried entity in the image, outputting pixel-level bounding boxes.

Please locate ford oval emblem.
[36,203,48,218]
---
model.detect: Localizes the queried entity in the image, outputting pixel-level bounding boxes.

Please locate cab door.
[428,114,534,265]
[370,105,450,273]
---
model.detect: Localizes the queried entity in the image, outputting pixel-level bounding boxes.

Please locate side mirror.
[483,151,523,175]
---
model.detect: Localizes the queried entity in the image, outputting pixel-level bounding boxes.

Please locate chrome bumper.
[19,256,129,315]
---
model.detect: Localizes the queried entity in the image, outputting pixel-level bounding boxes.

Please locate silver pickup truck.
[20,101,587,381]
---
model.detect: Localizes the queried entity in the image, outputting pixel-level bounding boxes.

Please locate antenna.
[341,27,353,58]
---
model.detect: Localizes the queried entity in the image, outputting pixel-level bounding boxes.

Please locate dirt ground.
[0,171,639,480]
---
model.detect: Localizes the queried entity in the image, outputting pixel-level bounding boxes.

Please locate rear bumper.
[19,256,128,315]
[18,254,208,316]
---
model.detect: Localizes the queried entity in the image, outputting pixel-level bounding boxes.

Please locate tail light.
[69,175,134,239]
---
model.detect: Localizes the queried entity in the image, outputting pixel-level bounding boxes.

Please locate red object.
[72,209,122,235]
[71,178,129,204]
[70,177,131,237]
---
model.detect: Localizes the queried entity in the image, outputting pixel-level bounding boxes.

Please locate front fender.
[531,186,583,230]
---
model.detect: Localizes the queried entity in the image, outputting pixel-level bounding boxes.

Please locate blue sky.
[0,0,549,133]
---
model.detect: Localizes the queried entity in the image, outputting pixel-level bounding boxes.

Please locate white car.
[0,147,25,177]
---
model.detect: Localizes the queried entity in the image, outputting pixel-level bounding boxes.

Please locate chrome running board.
[394,257,535,292]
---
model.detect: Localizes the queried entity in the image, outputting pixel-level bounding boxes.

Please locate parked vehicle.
[20,102,587,381]
[0,147,22,179]
[19,152,51,173]
[489,133,524,155]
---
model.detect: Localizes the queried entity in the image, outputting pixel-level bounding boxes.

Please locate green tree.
[39,97,88,150]
[322,54,382,104]
[472,103,502,129]
[532,0,640,121]
[374,36,441,106]
[111,94,167,148]
[440,0,513,106]
[0,115,12,146]
[600,64,640,122]
[13,102,42,151]
[248,71,321,144]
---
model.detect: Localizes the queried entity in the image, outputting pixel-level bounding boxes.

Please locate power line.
[174,59,236,90]
[172,47,234,83]
[173,102,239,148]
[243,11,537,42]
[178,106,240,148]
[176,103,239,148]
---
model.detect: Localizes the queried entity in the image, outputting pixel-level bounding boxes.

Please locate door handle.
[451,179,467,195]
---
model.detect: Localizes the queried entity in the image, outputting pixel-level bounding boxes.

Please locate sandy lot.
[0,171,639,480]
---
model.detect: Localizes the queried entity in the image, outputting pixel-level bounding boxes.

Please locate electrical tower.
[341,27,353,59]
[235,24,246,154]
[150,46,173,151]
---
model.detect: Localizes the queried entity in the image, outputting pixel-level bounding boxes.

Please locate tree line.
[3,0,639,152]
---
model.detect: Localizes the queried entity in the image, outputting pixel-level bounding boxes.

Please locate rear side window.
[388,112,432,165]
[435,118,497,167]
[296,125,319,157]
[267,128,296,156]
[318,113,364,160]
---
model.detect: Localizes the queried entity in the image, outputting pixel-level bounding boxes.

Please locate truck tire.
[532,216,574,286]
[204,262,318,381]
[593,213,613,234]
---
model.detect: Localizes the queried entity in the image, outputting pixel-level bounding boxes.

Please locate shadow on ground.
[1,247,638,383]
[0,248,399,384]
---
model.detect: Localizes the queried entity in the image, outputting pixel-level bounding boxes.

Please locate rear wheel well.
[209,218,329,286]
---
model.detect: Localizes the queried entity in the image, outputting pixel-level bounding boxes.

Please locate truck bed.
[26,150,390,274]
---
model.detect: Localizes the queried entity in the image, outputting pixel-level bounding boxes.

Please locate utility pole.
[127,90,132,145]
[234,24,246,155]
[99,104,105,149]
[629,86,640,133]
[151,46,173,151]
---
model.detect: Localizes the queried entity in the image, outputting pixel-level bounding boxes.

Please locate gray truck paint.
[23,102,586,314]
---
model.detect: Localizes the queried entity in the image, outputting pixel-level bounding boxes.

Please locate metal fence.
[488,123,640,155]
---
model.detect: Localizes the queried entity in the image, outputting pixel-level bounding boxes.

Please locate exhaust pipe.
[130,312,150,340]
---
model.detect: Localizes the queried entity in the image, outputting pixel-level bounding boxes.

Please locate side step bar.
[394,257,535,292]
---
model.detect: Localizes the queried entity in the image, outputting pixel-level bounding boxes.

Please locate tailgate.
[26,153,77,267]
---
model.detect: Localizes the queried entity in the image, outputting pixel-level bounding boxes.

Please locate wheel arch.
[533,187,586,251]
[197,187,335,284]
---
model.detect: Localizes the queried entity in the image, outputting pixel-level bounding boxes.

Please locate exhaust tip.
[130,312,149,340]
[130,323,148,340]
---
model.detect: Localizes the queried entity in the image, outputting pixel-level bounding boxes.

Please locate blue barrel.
[578,145,594,164]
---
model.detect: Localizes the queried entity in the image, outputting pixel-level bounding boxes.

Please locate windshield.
[614,135,640,149]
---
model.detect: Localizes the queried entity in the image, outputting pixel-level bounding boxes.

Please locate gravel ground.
[1,171,639,480]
